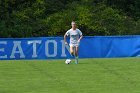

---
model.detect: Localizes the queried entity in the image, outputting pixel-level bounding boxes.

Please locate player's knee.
[76,50,78,54]
[70,50,73,54]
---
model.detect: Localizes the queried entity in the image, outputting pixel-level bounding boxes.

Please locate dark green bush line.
[0,0,140,38]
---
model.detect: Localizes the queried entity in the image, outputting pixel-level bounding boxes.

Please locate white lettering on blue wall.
[45,40,57,57]
[10,41,25,58]
[28,40,41,58]
[0,41,7,58]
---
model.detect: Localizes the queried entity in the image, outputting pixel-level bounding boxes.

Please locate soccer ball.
[65,59,71,64]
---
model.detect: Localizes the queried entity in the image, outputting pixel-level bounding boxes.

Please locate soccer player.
[64,21,83,64]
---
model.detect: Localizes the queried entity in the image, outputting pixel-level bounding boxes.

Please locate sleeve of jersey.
[65,30,70,36]
[78,30,82,36]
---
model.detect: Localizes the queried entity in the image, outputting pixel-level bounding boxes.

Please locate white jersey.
[66,28,82,46]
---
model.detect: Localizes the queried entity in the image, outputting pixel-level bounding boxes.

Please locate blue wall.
[0,36,140,60]
[80,36,140,58]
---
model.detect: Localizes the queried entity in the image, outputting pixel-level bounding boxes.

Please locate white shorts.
[69,43,79,47]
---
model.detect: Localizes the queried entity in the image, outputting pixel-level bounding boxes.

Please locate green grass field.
[0,58,140,93]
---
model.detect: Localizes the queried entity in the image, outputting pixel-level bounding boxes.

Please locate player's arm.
[78,30,83,42]
[64,30,70,45]
[79,35,83,41]
[78,35,83,42]
[64,32,68,45]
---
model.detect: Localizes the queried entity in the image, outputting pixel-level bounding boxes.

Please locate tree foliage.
[0,0,140,37]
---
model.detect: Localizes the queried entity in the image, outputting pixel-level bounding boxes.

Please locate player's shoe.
[75,61,78,64]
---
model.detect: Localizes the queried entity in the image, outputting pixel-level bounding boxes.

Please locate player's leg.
[75,46,79,64]
[75,46,79,56]
[70,46,74,56]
